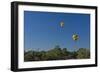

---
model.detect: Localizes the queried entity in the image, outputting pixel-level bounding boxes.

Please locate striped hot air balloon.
[72,34,79,41]
[72,34,79,50]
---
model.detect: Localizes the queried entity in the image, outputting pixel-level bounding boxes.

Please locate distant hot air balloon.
[72,34,79,49]
[60,21,64,28]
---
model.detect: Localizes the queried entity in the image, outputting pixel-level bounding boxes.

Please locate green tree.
[40,51,47,60]
[46,45,62,60]
[77,48,90,59]
[24,51,34,61]
[62,48,68,56]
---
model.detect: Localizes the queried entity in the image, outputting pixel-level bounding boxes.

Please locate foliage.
[24,51,34,61]
[24,46,90,62]
[77,48,90,59]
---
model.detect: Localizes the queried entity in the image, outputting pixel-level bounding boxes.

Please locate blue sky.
[24,11,90,51]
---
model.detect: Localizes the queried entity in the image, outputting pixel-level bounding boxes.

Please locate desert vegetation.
[24,45,90,62]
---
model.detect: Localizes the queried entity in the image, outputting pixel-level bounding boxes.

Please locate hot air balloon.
[60,21,64,28]
[72,34,79,50]
[72,34,79,41]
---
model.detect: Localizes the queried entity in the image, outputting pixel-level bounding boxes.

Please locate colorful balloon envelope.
[72,34,79,41]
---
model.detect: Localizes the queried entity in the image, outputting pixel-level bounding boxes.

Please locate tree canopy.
[24,46,90,62]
